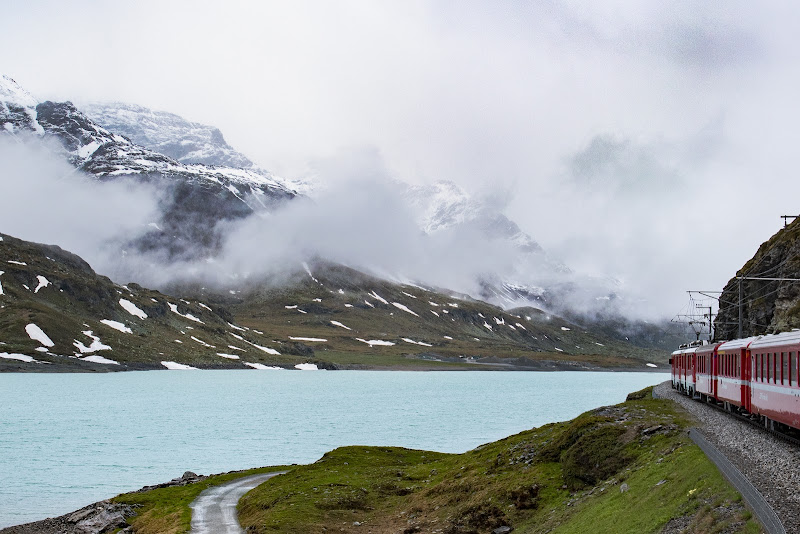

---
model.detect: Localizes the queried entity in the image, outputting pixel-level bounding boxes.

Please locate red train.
[672,330,800,432]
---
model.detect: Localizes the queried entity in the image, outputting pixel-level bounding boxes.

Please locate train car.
[748,331,800,430]
[671,345,698,395]
[695,342,723,401]
[714,336,760,412]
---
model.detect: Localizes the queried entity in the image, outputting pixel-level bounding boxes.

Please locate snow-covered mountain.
[0,75,297,258]
[82,101,256,169]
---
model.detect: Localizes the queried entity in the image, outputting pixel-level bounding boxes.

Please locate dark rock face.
[0,501,135,534]
[715,219,800,340]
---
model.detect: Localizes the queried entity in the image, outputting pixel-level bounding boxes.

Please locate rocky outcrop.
[714,218,800,340]
[0,501,136,534]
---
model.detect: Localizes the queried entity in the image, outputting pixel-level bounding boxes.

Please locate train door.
[712,352,718,399]
[742,349,752,412]
[691,353,697,394]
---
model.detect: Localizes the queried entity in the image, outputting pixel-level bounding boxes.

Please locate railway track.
[687,392,800,448]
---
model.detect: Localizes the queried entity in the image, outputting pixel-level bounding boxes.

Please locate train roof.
[717,336,761,352]
[749,330,800,350]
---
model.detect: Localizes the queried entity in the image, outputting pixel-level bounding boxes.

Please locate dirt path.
[190,472,284,534]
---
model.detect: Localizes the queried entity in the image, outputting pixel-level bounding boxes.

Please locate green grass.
[115,387,761,533]
[235,387,761,533]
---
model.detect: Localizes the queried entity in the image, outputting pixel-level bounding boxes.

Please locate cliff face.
[715,218,800,340]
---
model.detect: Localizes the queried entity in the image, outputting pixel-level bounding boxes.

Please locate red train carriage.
[748,331,800,430]
[671,345,698,395]
[695,342,722,402]
[714,336,760,412]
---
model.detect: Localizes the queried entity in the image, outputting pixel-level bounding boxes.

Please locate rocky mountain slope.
[0,232,667,372]
[715,217,800,340]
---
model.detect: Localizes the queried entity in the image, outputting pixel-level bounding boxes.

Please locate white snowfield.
[295,363,319,370]
[289,336,327,342]
[161,361,198,370]
[100,319,133,334]
[330,321,352,330]
[244,362,282,370]
[25,323,54,347]
[119,298,148,319]
[356,338,396,347]
[81,355,119,365]
[34,275,50,293]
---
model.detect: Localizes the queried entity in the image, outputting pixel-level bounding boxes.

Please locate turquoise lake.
[0,370,668,527]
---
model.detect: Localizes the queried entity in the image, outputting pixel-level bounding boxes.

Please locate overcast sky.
[3,1,800,318]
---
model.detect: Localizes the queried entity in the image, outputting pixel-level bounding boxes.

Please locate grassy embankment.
[114,387,760,533]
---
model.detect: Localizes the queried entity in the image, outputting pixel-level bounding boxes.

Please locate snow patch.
[444,335,453,340]
[646,363,657,368]
[515,323,526,331]
[217,353,241,360]
[82,355,119,365]
[100,319,133,334]
[561,326,571,331]
[430,310,440,317]
[1,352,38,363]
[119,298,147,319]
[364,300,374,308]
[73,331,111,353]
[227,322,248,331]
[330,320,352,330]
[34,275,50,293]
[7,260,27,266]
[402,338,433,347]
[244,362,283,370]
[392,302,419,317]
[554,347,564,352]
[295,363,319,370]
[356,338,396,347]
[197,302,213,312]
[168,303,203,323]
[368,291,388,305]
[26,323,54,347]
[0,271,4,295]
[402,291,418,299]
[289,336,327,342]
[344,304,354,308]
[161,361,198,370]
[483,322,493,331]
[190,336,215,348]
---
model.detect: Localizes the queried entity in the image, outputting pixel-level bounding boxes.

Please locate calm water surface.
[0,370,668,527]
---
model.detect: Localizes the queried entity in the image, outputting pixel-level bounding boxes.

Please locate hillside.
[97,387,756,534]
[0,232,667,372]
[715,217,800,340]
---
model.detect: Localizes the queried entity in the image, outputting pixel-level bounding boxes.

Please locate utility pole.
[738,276,743,339]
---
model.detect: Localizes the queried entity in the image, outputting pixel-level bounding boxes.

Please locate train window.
[784,352,790,386]
[790,352,794,386]
[767,354,772,382]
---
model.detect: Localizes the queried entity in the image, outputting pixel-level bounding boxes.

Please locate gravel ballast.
[655,381,800,533]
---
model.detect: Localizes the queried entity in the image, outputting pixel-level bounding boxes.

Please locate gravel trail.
[654,382,800,533]
[190,472,284,534]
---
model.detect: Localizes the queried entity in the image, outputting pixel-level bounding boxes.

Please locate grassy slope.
[113,387,760,534]
[237,386,759,533]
